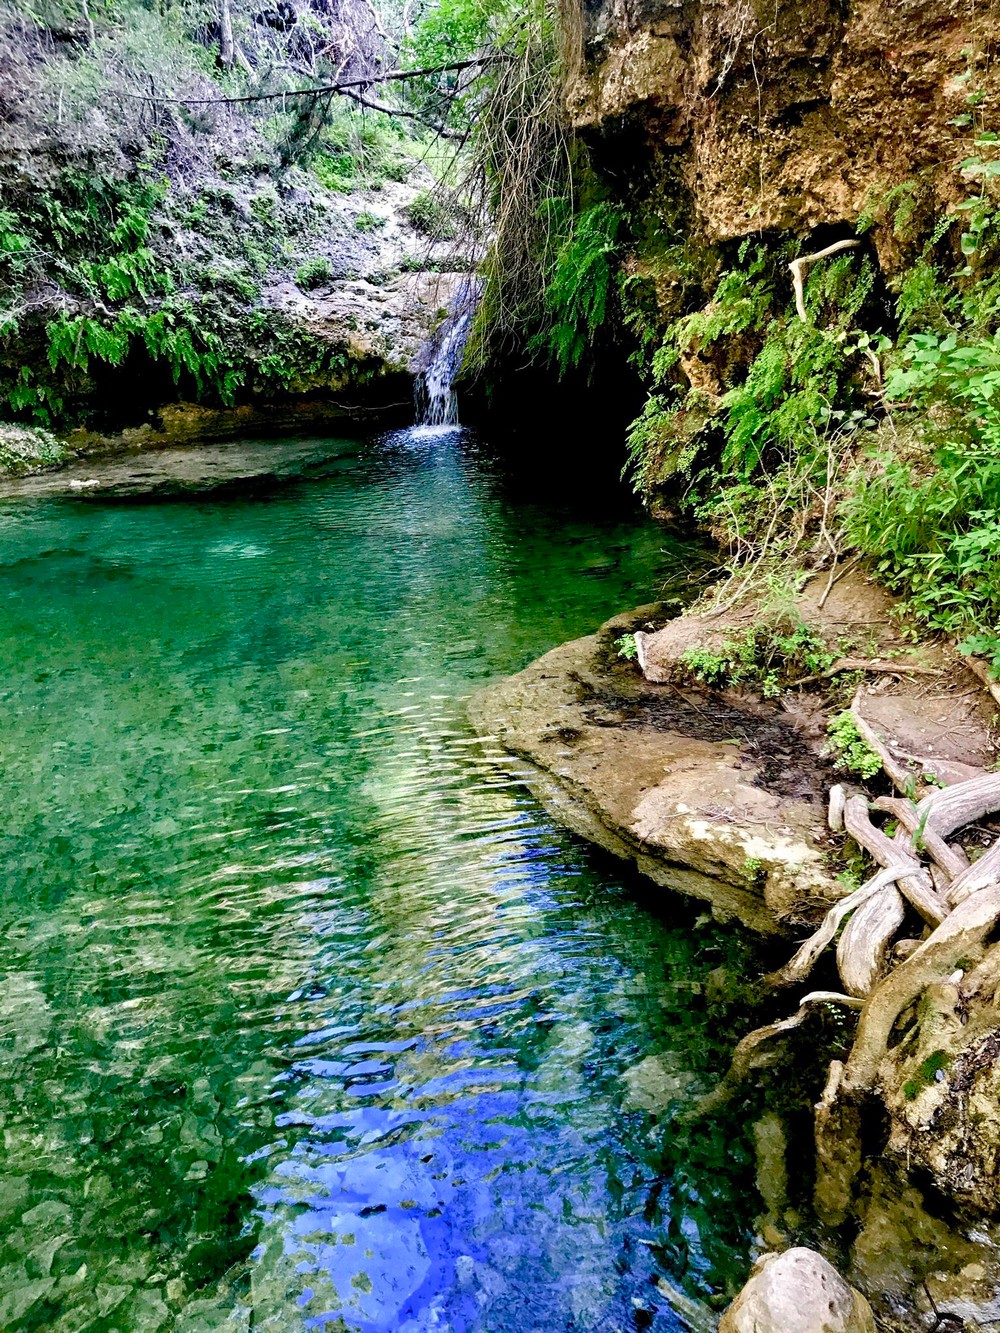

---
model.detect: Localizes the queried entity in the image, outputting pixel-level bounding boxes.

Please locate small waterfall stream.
[415,284,477,429]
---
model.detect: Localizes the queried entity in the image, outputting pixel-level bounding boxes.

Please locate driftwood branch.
[789,239,860,322]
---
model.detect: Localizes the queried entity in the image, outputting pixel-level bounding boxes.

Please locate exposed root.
[843,796,946,927]
[768,864,919,989]
[962,653,1000,711]
[789,239,860,322]
[836,878,906,996]
[947,839,1000,906]
[791,656,941,688]
[827,782,846,832]
[915,771,1000,838]
[871,795,968,880]
[849,686,920,795]
[842,884,1000,1094]
[684,991,863,1120]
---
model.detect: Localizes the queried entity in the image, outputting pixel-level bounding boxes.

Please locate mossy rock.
[0,423,71,476]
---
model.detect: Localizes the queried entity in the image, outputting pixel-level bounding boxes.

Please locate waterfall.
[415,284,477,429]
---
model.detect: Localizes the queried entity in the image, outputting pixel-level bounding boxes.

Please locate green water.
[0,428,767,1332]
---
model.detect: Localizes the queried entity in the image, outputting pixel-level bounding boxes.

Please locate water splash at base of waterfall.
[415,284,478,430]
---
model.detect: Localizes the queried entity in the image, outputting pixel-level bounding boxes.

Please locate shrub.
[295,256,334,289]
[405,191,457,239]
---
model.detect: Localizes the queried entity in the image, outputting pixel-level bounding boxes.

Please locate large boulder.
[719,1249,876,1333]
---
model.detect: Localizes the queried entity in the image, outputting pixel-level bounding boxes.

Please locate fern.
[532,202,626,376]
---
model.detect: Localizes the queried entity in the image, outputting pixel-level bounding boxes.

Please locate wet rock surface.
[469,611,839,936]
[0,432,361,501]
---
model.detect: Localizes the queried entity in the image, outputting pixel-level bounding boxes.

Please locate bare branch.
[119,58,502,107]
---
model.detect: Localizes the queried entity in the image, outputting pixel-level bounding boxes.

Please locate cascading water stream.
[415,283,478,429]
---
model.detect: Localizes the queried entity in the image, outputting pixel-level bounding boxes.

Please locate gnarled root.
[842,884,1000,1095]
[684,992,863,1121]
[768,864,917,990]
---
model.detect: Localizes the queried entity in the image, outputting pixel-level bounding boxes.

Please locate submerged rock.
[719,1248,876,1333]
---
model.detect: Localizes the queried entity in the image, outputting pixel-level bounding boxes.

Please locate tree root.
[915,771,1000,838]
[683,992,864,1121]
[842,884,1000,1094]
[836,879,906,996]
[789,239,860,322]
[946,839,1000,906]
[871,796,969,880]
[849,686,920,795]
[767,864,920,989]
[843,796,946,928]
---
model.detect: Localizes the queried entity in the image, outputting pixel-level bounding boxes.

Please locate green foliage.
[679,621,837,698]
[824,712,883,779]
[625,241,880,495]
[0,421,69,475]
[354,211,386,233]
[295,256,334,290]
[405,190,458,239]
[530,202,625,377]
[614,633,638,661]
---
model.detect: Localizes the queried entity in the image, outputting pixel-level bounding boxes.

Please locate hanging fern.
[530,202,626,376]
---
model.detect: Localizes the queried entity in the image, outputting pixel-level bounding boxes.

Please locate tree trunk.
[219,0,235,69]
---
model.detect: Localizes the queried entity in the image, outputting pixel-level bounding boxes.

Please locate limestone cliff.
[565,0,1000,271]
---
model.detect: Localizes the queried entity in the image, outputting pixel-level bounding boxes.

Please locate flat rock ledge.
[469,610,839,937]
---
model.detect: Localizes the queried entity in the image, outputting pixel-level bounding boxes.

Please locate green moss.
[903,1048,951,1100]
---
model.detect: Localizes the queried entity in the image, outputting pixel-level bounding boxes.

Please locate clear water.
[0,428,766,1332]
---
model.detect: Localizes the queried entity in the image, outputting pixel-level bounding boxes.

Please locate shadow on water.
[0,424,972,1332]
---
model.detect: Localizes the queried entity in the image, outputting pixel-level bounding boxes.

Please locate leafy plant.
[530,202,625,377]
[295,257,334,289]
[824,712,882,779]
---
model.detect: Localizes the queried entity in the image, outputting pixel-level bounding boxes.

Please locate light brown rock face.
[719,1248,876,1333]
[565,0,1000,264]
[469,614,838,936]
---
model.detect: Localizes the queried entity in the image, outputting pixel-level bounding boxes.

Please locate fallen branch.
[789,239,860,322]
[118,57,501,106]
[790,657,941,688]
[336,85,464,136]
